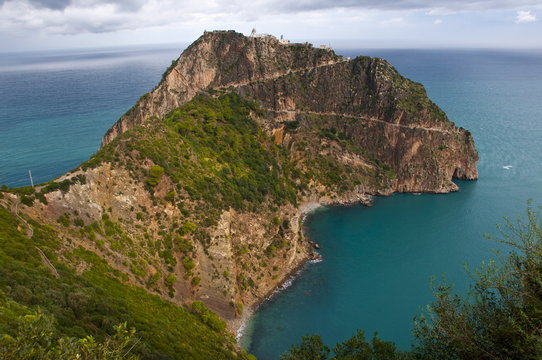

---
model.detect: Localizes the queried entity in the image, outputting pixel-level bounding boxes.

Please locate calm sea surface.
[1,46,541,359]
[0,45,181,187]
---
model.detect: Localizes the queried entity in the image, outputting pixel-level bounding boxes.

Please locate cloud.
[515,9,537,23]
[276,0,542,14]
[1,0,542,36]
[434,18,443,24]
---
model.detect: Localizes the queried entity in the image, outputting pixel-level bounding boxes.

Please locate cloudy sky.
[1,0,541,51]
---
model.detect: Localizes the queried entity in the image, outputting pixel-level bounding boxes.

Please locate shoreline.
[233,201,326,341]
[232,194,381,343]
[233,197,375,340]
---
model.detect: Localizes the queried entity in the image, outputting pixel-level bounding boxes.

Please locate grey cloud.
[4,0,541,12]
[0,0,70,10]
[1,0,541,37]
[272,0,542,13]
[0,0,146,11]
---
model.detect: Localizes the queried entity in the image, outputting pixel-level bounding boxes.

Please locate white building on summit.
[279,35,290,44]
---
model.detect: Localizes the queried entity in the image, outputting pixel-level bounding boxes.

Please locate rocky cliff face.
[102,30,340,146]
[12,31,478,330]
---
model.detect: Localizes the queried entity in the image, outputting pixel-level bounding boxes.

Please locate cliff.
[0,31,478,359]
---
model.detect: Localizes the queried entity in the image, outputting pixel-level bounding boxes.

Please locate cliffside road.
[7,197,59,278]
[222,59,349,89]
[12,199,34,238]
[35,247,60,278]
[269,109,455,134]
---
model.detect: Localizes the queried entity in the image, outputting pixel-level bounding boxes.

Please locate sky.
[0,0,541,51]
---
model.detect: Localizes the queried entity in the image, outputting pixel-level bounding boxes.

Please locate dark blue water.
[1,46,541,360]
[243,49,542,359]
[0,45,181,187]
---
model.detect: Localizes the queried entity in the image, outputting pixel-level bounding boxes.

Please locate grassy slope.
[0,202,249,360]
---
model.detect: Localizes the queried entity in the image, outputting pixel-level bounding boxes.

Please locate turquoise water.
[243,49,542,359]
[1,46,541,360]
[0,45,180,187]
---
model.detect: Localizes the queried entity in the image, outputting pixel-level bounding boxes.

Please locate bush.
[414,203,542,359]
[282,331,409,360]
[165,274,177,286]
[189,301,227,333]
[0,309,139,360]
[146,165,164,187]
[165,190,176,202]
[182,257,195,271]
[179,221,197,235]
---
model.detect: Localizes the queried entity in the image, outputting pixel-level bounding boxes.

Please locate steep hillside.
[0,194,249,359]
[0,30,478,358]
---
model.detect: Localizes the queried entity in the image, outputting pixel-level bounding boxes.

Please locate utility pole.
[28,170,34,188]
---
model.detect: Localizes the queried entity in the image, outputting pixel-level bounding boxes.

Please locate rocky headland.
[1,30,478,358]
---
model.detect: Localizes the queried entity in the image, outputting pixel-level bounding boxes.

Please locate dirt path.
[7,196,60,278]
[268,109,455,135]
[222,59,348,89]
[11,199,34,238]
[35,247,60,278]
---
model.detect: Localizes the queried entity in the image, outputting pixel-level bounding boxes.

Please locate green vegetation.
[0,304,139,360]
[179,221,197,235]
[385,61,446,123]
[147,165,164,187]
[0,204,249,359]
[189,301,227,333]
[88,93,297,217]
[281,331,409,360]
[414,203,542,359]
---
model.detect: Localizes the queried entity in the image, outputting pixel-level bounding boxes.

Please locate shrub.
[415,204,542,359]
[179,221,197,235]
[147,165,164,187]
[165,274,177,286]
[182,257,195,271]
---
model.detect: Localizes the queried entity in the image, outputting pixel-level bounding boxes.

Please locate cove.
[243,49,542,359]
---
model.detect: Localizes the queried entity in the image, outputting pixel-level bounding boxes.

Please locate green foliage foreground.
[283,204,542,360]
[281,331,411,360]
[0,304,139,360]
[414,203,542,359]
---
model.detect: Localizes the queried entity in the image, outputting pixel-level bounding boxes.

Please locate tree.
[281,335,330,360]
[281,331,409,360]
[334,330,408,360]
[414,203,542,359]
[146,165,164,187]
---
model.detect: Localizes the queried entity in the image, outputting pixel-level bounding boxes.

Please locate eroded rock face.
[17,31,478,327]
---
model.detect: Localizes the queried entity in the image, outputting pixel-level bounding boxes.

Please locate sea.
[1,45,542,359]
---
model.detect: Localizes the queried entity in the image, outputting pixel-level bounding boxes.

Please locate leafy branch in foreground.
[414,202,542,359]
[0,307,139,360]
